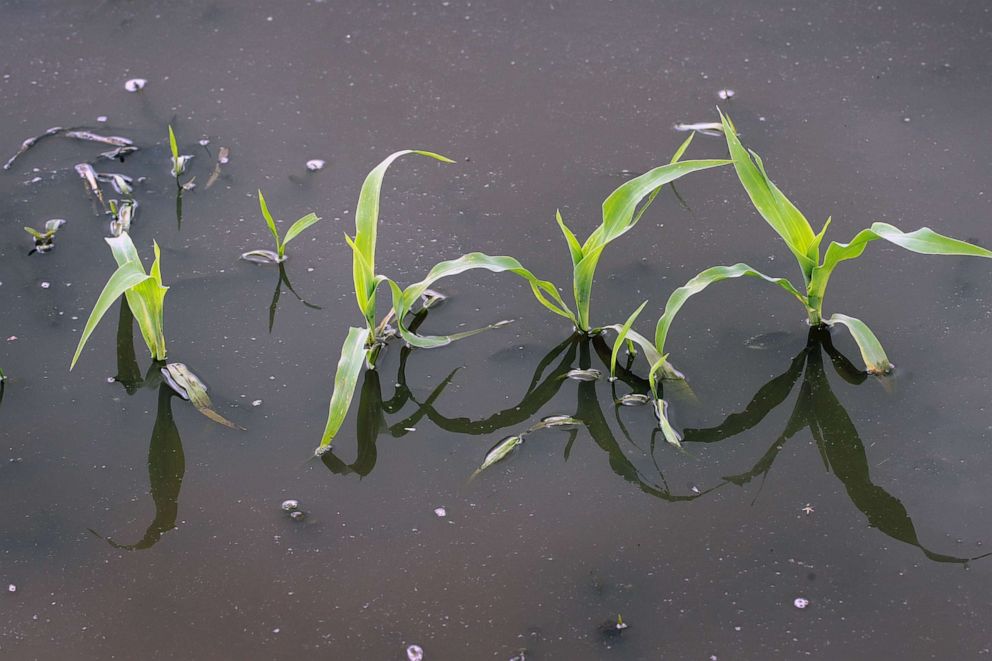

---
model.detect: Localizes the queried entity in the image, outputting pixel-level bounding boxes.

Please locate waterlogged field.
[2,1,992,659]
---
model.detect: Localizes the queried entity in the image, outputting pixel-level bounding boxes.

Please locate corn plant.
[241,190,321,264]
[543,134,728,334]
[318,149,573,453]
[168,125,192,183]
[71,233,169,369]
[611,111,992,444]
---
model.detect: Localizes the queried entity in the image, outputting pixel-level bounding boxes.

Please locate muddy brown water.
[2,1,992,659]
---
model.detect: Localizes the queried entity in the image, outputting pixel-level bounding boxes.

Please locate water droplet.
[718,89,736,100]
[124,78,147,92]
[434,507,446,518]
[306,159,326,172]
[407,644,424,661]
[281,499,300,511]
[793,597,809,609]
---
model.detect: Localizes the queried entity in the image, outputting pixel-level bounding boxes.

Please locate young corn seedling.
[71,232,168,369]
[612,111,992,444]
[544,134,729,335]
[317,149,573,453]
[168,125,193,186]
[24,218,66,254]
[240,190,321,264]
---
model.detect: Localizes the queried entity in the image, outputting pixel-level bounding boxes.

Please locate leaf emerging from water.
[316,327,372,452]
[824,313,893,375]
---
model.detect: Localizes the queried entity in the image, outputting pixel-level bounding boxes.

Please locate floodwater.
[2,1,992,659]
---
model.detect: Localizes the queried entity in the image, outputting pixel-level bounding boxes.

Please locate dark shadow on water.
[112,299,164,395]
[683,326,990,565]
[268,263,321,333]
[90,383,185,550]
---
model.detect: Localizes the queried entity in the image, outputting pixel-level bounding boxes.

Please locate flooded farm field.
[2,1,992,659]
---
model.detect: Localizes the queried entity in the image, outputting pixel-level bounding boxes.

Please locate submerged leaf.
[316,327,372,451]
[472,435,524,477]
[824,313,893,375]
[564,368,602,382]
[162,363,243,429]
[654,399,683,448]
[617,393,652,406]
[240,249,285,265]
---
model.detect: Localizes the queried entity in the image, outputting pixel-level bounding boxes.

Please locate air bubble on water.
[407,644,424,661]
[97,115,108,123]
[7,584,15,593]
[306,159,326,172]
[124,78,147,92]
[794,597,809,609]
[40,282,51,289]
[281,499,299,511]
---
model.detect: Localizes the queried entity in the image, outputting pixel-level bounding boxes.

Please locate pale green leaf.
[719,110,817,280]
[608,300,648,378]
[316,326,372,451]
[71,262,152,370]
[281,212,321,249]
[654,263,807,355]
[555,209,583,268]
[825,313,893,374]
[168,125,179,161]
[257,190,281,251]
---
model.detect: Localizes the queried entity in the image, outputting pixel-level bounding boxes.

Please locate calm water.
[2,1,992,659]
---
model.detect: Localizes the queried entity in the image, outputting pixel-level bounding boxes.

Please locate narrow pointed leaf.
[257,191,282,251]
[825,313,893,374]
[71,262,152,369]
[609,300,648,378]
[654,399,683,448]
[719,110,817,278]
[317,327,372,451]
[555,210,583,268]
[281,212,321,249]
[168,125,179,161]
[654,263,806,356]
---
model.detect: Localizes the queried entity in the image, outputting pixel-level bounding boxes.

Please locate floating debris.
[3,126,64,170]
[289,510,305,521]
[7,584,15,593]
[161,363,243,429]
[305,159,326,172]
[281,499,300,511]
[40,282,51,289]
[205,147,230,189]
[97,172,134,195]
[526,415,582,433]
[74,163,105,205]
[565,368,602,382]
[100,145,139,161]
[673,121,724,137]
[198,138,210,147]
[617,393,651,406]
[124,78,147,92]
[251,399,262,407]
[472,435,523,478]
[64,130,133,147]
[24,219,66,254]
[241,249,285,265]
[96,115,108,123]
[406,644,424,661]
[419,288,447,309]
[793,597,809,609]
[717,88,736,100]
[109,200,138,237]
[434,506,447,517]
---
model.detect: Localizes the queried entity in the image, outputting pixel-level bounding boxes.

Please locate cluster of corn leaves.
[612,111,992,446]
[71,233,169,369]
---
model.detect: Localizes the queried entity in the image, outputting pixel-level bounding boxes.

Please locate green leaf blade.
[257,191,282,253]
[71,262,153,370]
[825,313,893,374]
[281,212,321,250]
[316,327,372,451]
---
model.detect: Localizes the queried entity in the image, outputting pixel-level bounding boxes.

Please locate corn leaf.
[257,191,282,251]
[388,253,576,348]
[168,125,179,161]
[317,326,372,451]
[608,300,648,378]
[654,263,807,356]
[555,210,583,268]
[604,325,683,382]
[825,313,893,374]
[106,235,169,361]
[654,399,683,448]
[281,212,321,249]
[71,261,153,370]
[809,222,992,306]
[352,149,454,324]
[719,110,817,281]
